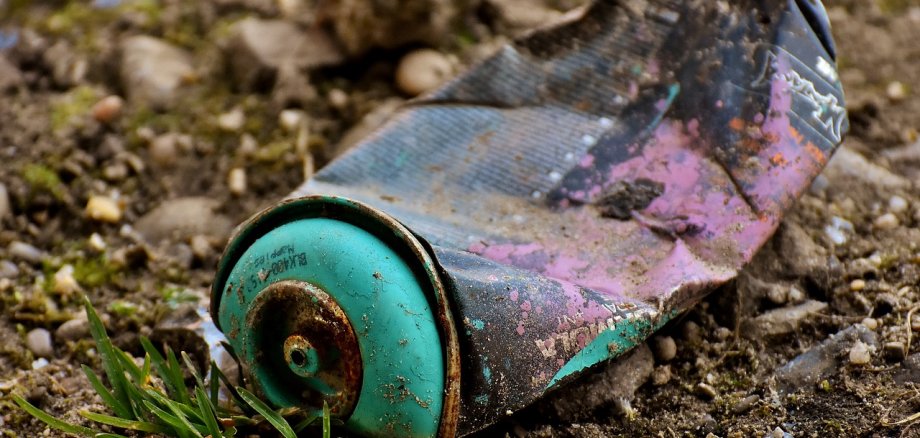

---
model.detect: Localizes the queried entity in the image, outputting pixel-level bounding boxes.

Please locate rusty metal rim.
[210,195,461,437]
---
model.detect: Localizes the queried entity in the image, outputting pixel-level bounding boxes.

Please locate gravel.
[25,328,53,358]
[395,48,453,96]
[120,35,195,110]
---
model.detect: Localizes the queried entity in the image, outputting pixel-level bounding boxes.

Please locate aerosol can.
[210,1,847,435]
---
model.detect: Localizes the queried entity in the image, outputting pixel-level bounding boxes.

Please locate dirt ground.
[0,0,918,437]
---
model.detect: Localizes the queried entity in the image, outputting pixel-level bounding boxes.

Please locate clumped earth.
[0,0,917,437]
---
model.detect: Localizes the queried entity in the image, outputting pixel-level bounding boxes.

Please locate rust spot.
[729,117,745,131]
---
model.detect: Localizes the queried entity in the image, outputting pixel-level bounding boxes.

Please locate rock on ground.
[134,197,233,244]
[742,300,828,338]
[227,18,343,91]
[545,343,654,420]
[0,55,23,91]
[120,35,195,110]
[318,0,457,55]
[775,325,878,393]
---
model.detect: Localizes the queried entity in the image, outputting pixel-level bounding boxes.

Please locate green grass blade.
[115,349,143,382]
[195,387,223,438]
[80,410,169,433]
[12,393,96,437]
[323,401,331,438]
[142,400,193,438]
[222,425,237,437]
[138,337,178,396]
[145,389,207,436]
[236,387,297,438]
[208,361,220,408]
[182,352,205,391]
[141,353,152,385]
[83,296,133,419]
[211,364,253,416]
[94,433,130,438]
[80,365,132,420]
[166,347,192,405]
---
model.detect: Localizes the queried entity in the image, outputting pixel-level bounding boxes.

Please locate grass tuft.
[13,296,332,437]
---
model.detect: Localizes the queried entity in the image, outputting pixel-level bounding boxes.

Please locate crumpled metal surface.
[290,0,847,434]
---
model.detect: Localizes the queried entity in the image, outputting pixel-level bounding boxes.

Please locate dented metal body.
[211,0,847,436]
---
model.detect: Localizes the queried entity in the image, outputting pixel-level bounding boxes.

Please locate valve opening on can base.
[243,280,363,417]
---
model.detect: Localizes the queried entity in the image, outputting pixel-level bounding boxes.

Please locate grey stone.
[824,147,910,190]
[8,241,43,264]
[650,336,676,362]
[732,394,759,414]
[776,325,878,393]
[546,343,654,420]
[26,328,53,358]
[44,40,87,87]
[227,18,343,91]
[0,260,18,279]
[776,222,827,279]
[120,36,194,110]
[742,300,828,338]
[55,317,89,341]
[134,197,233,244]
[0,55,23,91]
[0,182,10,223]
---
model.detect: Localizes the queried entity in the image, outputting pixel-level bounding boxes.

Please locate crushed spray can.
[209,0,847,436]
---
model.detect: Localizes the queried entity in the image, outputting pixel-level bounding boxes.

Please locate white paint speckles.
[581,134,597,146]
[531,190,542,199]
[548,171,562,182]
[598,117,613,128]
[816,56,838,83]
[564,152,575,162]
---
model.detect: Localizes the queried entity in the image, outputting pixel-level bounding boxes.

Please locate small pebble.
[651,336,677,362]
[26,328,53,358]
[732,394,759,414]
[682,320,702,344]
[0,260,18,279]
[650,365,671,386]
[912,316,920,332]
[887,81,908,101]
[868,252,883,267]
[889,195,908,214]
[56,317,89,341]
[190,235,212,261]
[695,382,718,400]
[714,326,732,340]
[279,109,305,133]
[91,95,124,124]
[8,241,43,264]
[860,317,878,330]
[238,133,258,157]
[884,341,906,361]
[874,213,899,230]
[32,358,49,370]
[772,427,785,438]
[228,168,247,196]
[787,286,805,303]
[849,340,871,365]
[85,195,122,223]
[395,49,453,96]
[850,279,866,292]
[766,285,788,304]
[53,264,79,295]
[88,232,107,252]
[328,88,349,110]
[0,182,10,222]
[149,134,179,166]
[102,162,129,181]
[217,107,245,132]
